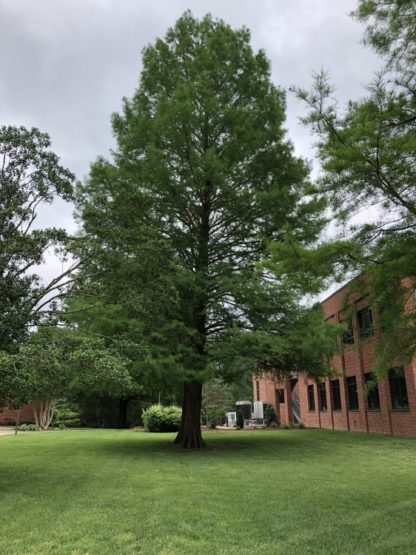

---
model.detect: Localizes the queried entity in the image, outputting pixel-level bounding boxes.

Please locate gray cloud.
[0,0,380,283]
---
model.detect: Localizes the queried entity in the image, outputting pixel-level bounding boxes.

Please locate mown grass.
[0,428,415,554]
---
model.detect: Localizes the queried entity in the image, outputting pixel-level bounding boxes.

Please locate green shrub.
[53,403,81,428]
[207,405,226,429]
[55,418,80,428]
[142,404,182,433]
[236,410,244,429]
[264,404,276,426]
[18,424,36,431]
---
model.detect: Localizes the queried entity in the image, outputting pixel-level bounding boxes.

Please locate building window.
[277,388,285,404]
[256,380,260,401]
[318,382,327,411]
[357,307,374,340]
[331,379,342,411]
[365,372,380,410]
[389,367,409,410]
[308,385,315,412]
[347,376,359,410]
[342,319,354,345]
[377,299,390,332]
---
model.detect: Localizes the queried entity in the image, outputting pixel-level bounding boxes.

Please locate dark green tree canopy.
[0,126,75,351]
[76,13,335,448]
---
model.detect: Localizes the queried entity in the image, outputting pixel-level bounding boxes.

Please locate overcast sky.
[0,0,380,287]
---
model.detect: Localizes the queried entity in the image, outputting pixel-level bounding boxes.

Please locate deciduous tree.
[0,126,76,351]
[0,327,136,430]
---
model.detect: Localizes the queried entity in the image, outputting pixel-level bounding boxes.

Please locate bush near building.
[207,406,226,429]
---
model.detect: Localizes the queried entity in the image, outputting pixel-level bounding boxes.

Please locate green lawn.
[1,429,416,554]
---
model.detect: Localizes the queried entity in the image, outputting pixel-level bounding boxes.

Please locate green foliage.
[0,350,29,408]
[354,0,416,70]
[202,377,253,428]
[75,396,148,428]
[293,72,415,235]
[68,339,135,398]
[0,126,74,351]
[236,409,244,429]
[264,403,276,426]
[53,402,81,428]
[0,327,137,426]
[142,404,182,433]
[202,378,235,411]
[17,423,37,432]
[207,405,226,428]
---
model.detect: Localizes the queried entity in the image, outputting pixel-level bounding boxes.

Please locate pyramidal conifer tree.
[76,13,333,448]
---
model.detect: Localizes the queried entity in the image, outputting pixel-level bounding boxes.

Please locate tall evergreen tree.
[76,13,335,448]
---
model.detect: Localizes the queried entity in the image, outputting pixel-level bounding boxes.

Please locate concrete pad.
[0,427,15,436]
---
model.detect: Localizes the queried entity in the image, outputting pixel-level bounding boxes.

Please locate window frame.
[331,379,342,411]
[307,384,315,412]
[341,318,355,345]
[357,306,374,340]
[318,381,327,412]
[365,372,380,411]
[347,376,359,411]
[389,367,409,410]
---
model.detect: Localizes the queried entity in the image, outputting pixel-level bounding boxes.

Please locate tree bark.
[32,399,56,430]
[14,407,21,435]
[174,380,206,449]
[174,179,211,449]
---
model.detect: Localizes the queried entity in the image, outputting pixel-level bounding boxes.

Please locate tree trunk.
[174,178,211,449]
[117,397,130,428]
[14,407,21,435]
[32,399,56,431]
[174,380,206,449]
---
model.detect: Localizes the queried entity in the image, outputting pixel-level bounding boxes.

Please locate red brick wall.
[252,374,293,424]
[0,404,34,425]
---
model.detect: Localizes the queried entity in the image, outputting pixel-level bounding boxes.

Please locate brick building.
[253,280,416,437]
[0,404,34,425]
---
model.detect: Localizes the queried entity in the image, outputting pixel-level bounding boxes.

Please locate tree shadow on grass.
[89,428,357,462]
[1,429,410,482]
[98,427,416,468]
